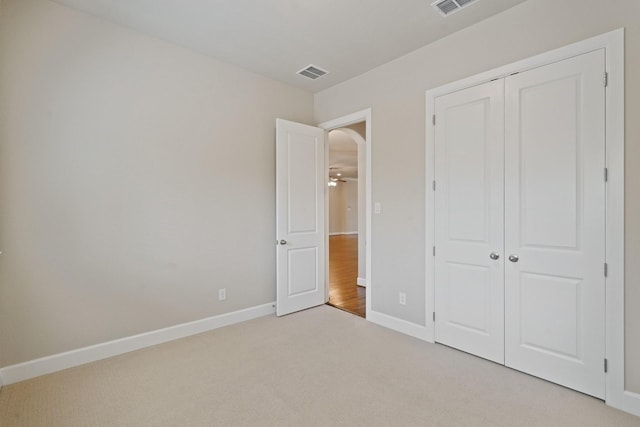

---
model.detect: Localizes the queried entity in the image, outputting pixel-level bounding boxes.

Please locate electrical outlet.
[218,288,226,301]
[399,292,406,305]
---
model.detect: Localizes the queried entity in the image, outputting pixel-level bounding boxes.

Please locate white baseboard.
[608,390,640,417]
[367,309,433,342]
[329,232,358,236]
[357,277,366,287]
[0,302,276,386]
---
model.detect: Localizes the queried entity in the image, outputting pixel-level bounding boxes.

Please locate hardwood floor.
[327,234,365,317]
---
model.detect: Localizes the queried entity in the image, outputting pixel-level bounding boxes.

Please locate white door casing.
[434,80,505,364]
[319,108,373,320]
[276,119,326,316]
[504,49,606,398]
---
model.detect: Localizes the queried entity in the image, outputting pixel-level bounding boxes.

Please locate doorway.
[318,108,372,319]
[326,126,365,317]
[275,109,371,318]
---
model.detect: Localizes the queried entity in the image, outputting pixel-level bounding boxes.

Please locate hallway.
[327,235,365,317]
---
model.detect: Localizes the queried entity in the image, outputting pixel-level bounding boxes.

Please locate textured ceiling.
[51,0,528,92]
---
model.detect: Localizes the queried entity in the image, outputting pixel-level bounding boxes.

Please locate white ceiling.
[51,0,528,92]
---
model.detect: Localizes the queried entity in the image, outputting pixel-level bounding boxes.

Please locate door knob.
[279,239,287,245]
[489,252,500,260]
[508,255,519,263]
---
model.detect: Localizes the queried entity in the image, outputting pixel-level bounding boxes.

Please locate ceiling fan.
[329,167,347,182]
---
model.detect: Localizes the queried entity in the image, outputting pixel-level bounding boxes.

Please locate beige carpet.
[0,305,638,426]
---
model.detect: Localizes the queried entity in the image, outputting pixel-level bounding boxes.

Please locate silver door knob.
[508,255,519,263]
[279,239,287,245]
[489,252,500,260]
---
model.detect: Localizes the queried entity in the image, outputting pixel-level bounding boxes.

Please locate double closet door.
[434,50,606,398]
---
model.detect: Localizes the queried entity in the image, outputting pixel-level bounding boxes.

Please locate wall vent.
[431,0,479,16]
[297,65,329,80]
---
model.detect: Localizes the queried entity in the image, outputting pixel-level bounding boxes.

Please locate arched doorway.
[327,125,366,317]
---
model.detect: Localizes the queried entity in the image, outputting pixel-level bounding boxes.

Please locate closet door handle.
[508,255,519,263]
[489,252,500,260]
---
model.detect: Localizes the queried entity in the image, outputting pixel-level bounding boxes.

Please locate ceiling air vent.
[297,65,329,80]
[431,0,478,16]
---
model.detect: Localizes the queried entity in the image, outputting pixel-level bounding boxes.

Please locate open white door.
[276,119,326,316]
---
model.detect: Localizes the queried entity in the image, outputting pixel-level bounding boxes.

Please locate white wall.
[347,123,368,283]
[0,0,313,367]
[314,0,640,392]
[329,180,358,235]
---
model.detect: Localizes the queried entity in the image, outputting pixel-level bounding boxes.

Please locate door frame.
[319,108,372,317]
[425,29,629,412]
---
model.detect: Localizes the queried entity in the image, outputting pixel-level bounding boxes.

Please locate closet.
[433,49,606,398]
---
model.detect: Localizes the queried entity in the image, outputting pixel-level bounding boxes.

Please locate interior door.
[504,50,606,398]
[434,80,505,364]
[276,119,327,316]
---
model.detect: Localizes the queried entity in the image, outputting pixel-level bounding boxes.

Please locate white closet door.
[504,50,606,398]
[434,80,505,364]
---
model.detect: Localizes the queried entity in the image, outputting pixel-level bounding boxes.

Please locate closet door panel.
[504,49,606,398]
[434,80,505,364]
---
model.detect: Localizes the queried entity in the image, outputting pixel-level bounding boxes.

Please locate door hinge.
[433,312,436,322]
[604,72,609,87]
[432,115,436,126]
[604,358,608,373]
[432,180,436,191]
[604,263,608,277]
[604,167,608,182]
[433,246,436,256]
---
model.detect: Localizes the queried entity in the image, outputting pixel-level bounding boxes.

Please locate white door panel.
[504,49,606,398]
[276,119,326,316]
[434,80,505,364]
